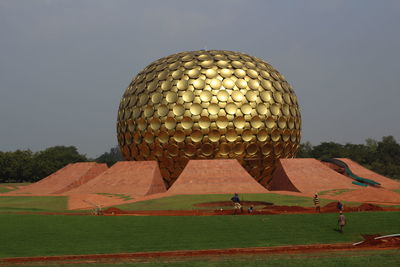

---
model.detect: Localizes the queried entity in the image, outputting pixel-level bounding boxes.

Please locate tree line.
[0,136,398,183]
[297,136,400,180]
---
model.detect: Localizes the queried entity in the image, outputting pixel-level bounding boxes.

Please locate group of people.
[231,192,347,233]
[314,193,346,232]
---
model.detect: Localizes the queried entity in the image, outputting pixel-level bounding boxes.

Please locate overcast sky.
[1,0,399,158]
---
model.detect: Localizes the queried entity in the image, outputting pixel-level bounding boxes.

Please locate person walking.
[337,200,344,212]
[313,193,321,213]
[338,211,346,233]
[231,193,242,214]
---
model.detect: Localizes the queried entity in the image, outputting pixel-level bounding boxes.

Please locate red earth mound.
[2,236,400,265]
[194,201,273,207]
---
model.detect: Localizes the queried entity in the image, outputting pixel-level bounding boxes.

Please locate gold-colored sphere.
[117,50,301,186]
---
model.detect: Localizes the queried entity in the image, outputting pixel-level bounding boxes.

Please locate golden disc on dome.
[261,80,273,90]
[157,104,169,117]
[246,143,258,155]
[172,69,183,79]
[182,91,195,102]
[219,142,231,155]
[217,90,229,101]
[215,116,228,129]
[208,103,220,115]
[271,129,281,141]
[273,92,283,103]
[201,143,214,156]
[193,78,205,89]
[188,69,201,78]
[235,79,247,89]
[257,129,269,142]
[262,143,273,155]
[226,129,238,142]
[233,116,246,128]
[205,68,218,78]
[200,90,212,102]
[181,116,193,129]
[234,69,246,78]
[247,69,258,79]
[246,90,258,102]
[190,103,202,115]
[250,116,263,128]
[241,103,252,115]
[151,92,163,104]
[150,117,161,130]
[184,144,196,156]
[248,79,260,90]
[191,130,203,142]
[199,116,211,129]
[256,103,268,115]
[210,79,222,89]
[177,80,188,90]
[173,104,185,116]
[242,130,254,142]
[167,144,179,156]
[158,131,169,143]
[270,103,281,116]
[278,116,287,129]
[209,129,221,142]
[231,60,243,68]
[232,91,244,102]
[166,91,178,103]
[144,132,154,144]
[173,130,186,142]
[233,143,245,155]
[200,60,214,68]
[137,118,147,131]
[260,91,272,102]
[165,117,176,130]
[225,103,238,114]
[220,68,232,78]
[217,60,229,68]
[222,78,235,89]
[265,116,276,128]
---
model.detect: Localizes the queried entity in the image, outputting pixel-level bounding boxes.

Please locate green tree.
[96,146,123,167]
[31,146,87,181]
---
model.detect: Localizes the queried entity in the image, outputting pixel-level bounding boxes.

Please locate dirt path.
[1,236,399,266]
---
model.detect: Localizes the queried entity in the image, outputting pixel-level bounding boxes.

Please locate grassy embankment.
[0,196,68,213]
[1,211,399,258]
[115,193,356,211]
[0,183,30,193]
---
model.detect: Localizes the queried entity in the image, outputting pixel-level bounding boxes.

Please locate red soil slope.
[167,159,269,194]
[337,158,400,189]
[268,159,360,195]
[10,162,108,195]
[336,187,400,204]
[67,161,166,197]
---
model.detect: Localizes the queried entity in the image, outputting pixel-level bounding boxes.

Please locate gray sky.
[1,0,399,158]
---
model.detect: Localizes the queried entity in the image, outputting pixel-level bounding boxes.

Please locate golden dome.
[117,50,301,186]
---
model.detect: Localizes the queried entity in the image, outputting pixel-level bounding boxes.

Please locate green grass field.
[0,183,29,193]
[0,196,68,212]
[1,211,399,258]
[115,193,348,211]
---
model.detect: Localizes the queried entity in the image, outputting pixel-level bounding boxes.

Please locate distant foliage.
[296,136,400,180]
[95,146,123,167]
[0,146,87,183]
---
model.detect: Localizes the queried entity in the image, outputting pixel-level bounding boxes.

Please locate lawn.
[0,196,68,212]
[0,183,29,193]
[1,211,399,258]
[115,193,345,211]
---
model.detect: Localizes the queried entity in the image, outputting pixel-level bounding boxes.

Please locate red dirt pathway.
[1,237,399,266]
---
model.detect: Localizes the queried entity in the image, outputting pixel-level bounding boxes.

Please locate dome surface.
[117,50,301,186]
